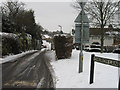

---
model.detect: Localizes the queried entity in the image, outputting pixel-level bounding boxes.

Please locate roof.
[90,28,120,35]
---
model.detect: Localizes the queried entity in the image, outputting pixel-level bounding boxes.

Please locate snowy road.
[2,50,55,88]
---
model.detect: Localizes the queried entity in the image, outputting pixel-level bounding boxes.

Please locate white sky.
[1,0,119,32]
[25,2,78,33]
[0,0,79,33]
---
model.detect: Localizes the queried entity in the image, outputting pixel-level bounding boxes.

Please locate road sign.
[94,56,120,67]
[75,23,89,44]
[79,2,86,9]
[74,10,89,23]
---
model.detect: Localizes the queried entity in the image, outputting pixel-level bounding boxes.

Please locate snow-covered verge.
[0,48,49,64]
[0,50,38,64]
[51,50,119,88]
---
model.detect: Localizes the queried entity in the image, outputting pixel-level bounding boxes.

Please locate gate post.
[90,54,95,84]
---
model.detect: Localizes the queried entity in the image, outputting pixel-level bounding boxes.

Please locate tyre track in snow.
[2,50,55,89]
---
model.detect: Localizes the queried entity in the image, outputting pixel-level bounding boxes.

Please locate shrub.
[2,33,21,56]
[54,35,73,59]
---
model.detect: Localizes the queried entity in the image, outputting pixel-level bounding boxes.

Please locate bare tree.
[72,0,119,53]
[1,0,25,19]
[1,0,25,33]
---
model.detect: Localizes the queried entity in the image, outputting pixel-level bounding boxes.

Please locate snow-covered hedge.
[1,32,42,56]
[1,32,21,56]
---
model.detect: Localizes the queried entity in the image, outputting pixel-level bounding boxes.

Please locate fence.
[89,54,120,89]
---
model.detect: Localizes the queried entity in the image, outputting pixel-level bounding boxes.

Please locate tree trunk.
[101,26,104,53]
[100,2,104,53]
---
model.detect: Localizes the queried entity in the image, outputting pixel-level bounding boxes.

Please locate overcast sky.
[0,0,119,32]
[0,0,79,33]
[25,2,78,33]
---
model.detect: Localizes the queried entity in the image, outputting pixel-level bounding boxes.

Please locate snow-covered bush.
[1,33,21,56]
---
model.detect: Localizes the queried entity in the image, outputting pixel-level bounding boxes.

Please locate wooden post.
[90,54,95,84]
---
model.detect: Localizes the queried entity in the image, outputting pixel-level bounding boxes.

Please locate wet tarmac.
[2,50,55,89]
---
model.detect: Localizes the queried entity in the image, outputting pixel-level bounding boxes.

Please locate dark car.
[89,45,101,52]
[89,42,101,52]
[113,48,120,54]
[92,42,100,45]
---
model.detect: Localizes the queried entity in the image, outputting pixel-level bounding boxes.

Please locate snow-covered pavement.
[51,50,119,88]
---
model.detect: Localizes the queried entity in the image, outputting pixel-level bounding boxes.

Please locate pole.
[90,54,95,84]
[79,3,84,73]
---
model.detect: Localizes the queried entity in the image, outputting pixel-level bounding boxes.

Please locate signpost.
[89,54,120,89]
[94,56,120,67]
[74,2,89,73]
[75,23,89,44]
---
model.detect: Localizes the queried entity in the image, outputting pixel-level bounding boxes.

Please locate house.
[73,27,120,46]
[89,28,114,46]
[89,35,113,46]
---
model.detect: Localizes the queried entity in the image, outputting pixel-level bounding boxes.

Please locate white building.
[73,28,120,46]
[89,35,114,46]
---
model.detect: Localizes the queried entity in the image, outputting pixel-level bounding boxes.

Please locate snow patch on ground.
[51,50,119,88]
[45,50,56,62]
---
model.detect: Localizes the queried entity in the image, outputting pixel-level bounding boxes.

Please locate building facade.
[89,35,114,46]
[73,28,120,46]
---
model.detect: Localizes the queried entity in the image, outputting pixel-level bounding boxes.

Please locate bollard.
[90,54,95,84]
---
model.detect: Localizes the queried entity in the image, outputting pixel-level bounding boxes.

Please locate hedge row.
[1,33,42,56]
[54,35,73,59]
[2,34,21,56]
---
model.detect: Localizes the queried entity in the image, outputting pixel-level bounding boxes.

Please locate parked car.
[89,42,101,52]
[113,48,120,54]
[74,43,80,50]
[84,45,90,51]
[89,45,101,52]
[76,45,80,50]
[92,42,100,45]
[113,44,120,54]
[74,43,84,50]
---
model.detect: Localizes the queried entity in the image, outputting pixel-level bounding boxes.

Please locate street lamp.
[58,25,63,34]
[58,25,62,31]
